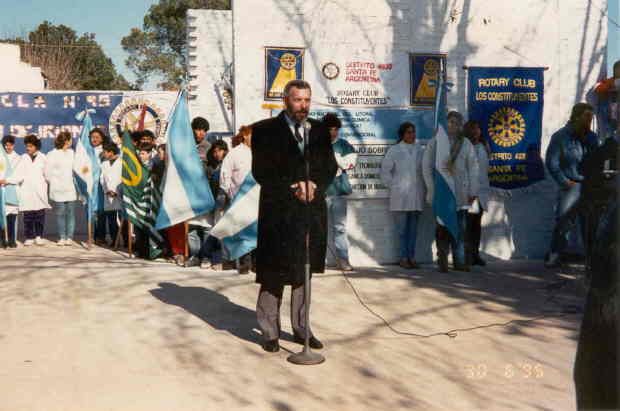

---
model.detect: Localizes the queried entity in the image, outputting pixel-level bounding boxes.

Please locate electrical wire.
[326,244,578,339]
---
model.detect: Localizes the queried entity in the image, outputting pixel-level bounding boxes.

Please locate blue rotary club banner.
[467,67,545,189]
[264,47,304,101]
[410,53,446,107]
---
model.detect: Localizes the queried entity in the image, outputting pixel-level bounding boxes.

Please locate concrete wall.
[190,1,608,263]
[187,10,234,136]
[0,44,45,91]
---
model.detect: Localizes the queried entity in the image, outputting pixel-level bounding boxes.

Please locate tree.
[121,0,231,90]
[2,21,134,90]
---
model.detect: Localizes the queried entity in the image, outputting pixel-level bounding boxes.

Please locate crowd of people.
[0,77,617,372]
[0,119,254,274]
[0,88,615,277]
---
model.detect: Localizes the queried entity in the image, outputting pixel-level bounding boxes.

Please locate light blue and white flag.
[0,144,18,230]
[72,109,101,220]
[431,64,459,240]
[0,146,7,230]
[210,173,260,260]
[156,90,214,230]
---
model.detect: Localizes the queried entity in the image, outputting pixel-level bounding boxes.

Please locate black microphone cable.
[325,244,580,339]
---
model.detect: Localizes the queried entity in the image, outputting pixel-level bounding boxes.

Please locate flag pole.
[184,222,189,258]
[1,187,7,245]
[87,201,93,250]
[113,219,123,250]
[128,221,134,258]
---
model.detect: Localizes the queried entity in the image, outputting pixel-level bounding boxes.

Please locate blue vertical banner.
[264,47,304,101]
[467,67,545,189]
[410,54,446,107]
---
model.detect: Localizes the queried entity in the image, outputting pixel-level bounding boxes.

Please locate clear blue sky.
[0,0,160,87]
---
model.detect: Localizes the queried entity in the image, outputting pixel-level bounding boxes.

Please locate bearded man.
[251,80,337,353]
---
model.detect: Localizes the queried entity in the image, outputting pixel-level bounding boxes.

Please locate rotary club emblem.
[488,107,526,147]
[109,99,165,144]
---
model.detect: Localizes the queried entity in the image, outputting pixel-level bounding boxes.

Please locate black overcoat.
[251,111,338,287]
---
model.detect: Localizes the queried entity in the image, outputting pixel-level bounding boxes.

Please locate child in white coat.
[45,131,78,246]
[0,135,50,246]
[1,135,21,248]
[100,142,123,245]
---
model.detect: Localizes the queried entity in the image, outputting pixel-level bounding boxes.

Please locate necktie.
[294,123,303,144]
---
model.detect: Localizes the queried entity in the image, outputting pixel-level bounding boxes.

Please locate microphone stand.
[287,121,325,365]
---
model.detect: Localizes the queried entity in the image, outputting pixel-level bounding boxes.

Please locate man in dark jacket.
[544,103,599,267]
[251,80,337,353]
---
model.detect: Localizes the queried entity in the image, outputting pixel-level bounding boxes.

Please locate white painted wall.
[193,0,606,264]
[0,44,45,91]
[187,9,234,136]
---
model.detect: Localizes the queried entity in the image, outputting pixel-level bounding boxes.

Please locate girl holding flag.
[422,111,479,272]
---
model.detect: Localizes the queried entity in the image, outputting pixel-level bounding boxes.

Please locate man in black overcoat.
[251,80,338,352]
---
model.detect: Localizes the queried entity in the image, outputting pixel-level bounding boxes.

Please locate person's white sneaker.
[57,239,66,246]
[24,239,34,246]
[35,236,44,246]
[64,239,75,246]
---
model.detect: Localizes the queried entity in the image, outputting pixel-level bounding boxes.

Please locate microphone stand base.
[287,348,325,365]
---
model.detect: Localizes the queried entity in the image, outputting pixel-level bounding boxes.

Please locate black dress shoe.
[262,339,280,352]
[472,256,487,266]
[293,334,324,349]
[453,263,471,272]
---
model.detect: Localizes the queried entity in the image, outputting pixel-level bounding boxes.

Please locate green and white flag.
[121,131,163,259]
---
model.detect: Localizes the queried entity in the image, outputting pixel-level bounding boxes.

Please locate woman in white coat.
[463,120,490,266]
[45,131,78,245]
[0,135,50,246]
[380,122,426,269]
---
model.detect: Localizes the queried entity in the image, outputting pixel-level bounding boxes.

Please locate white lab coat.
[4,151,21,214]
[380,141,426,211]
[100,158,123,211]
[7,152,50,212]
[220,143,252,199]
[473,143,490,211]
[422,136,480,209]
[45,149,77,202]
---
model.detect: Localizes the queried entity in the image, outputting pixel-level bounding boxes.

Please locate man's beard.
[287,107,308,122]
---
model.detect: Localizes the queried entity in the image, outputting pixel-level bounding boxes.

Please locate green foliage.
[2,21,134,90]
[121,0,231,90]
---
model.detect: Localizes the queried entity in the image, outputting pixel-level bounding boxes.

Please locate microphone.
[302,120,311,157]
[302,120,311,142]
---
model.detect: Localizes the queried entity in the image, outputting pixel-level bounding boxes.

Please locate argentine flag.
[156,90,214,230]
[73,110,101,220]
[0,145,14,230]
[0,144,18,230]
[210,173,260,260]
[431,66,459,240]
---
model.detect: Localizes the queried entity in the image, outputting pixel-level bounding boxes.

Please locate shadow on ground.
[149,282,264,346]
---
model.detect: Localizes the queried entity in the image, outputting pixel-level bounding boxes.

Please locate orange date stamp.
[464,363,544,379]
